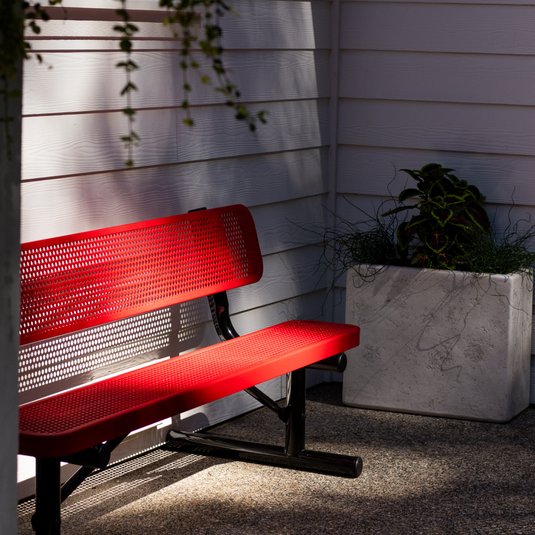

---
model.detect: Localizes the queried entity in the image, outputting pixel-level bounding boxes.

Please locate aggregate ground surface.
[18,382,535,534]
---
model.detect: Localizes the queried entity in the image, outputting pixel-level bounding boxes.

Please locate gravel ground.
[18,383,535,534]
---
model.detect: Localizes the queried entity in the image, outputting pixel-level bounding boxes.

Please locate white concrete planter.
[343,265,533,422]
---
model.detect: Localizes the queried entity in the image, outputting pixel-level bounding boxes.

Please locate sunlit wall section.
[19,0,333,498]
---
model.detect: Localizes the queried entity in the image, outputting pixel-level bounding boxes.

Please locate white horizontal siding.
[337,1,535,204]
[340,50,535,106]
[337,146,535,206]
[339,99,535,158]
[227,246,328,314]
[341,2,535,54]
[24,50,330,114]
[19,0,333,498]
[29,0,331,50]
[342,0,535,6]
[21,148,329,241]
[23,99,330,180]
[336,0,535,404]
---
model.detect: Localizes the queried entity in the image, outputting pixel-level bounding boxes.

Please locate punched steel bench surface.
[18,204,362,535]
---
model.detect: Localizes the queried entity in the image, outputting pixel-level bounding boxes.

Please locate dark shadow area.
[18,382,535,535]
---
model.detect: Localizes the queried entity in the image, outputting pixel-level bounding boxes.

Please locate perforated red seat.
[19,320,359,458]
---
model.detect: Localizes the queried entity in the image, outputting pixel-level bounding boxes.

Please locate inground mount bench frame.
[18,204,362,535]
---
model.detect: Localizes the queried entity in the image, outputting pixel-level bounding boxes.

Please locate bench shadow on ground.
[18,382,535,535]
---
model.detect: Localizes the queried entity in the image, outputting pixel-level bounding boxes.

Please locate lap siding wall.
[18,0,333,499]
[335,0,535,398]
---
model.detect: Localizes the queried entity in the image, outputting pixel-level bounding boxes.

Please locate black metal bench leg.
[285,368,306,456]
[31,458,61,535]
[29,435,127,534]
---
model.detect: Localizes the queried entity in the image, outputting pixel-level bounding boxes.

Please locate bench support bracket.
[165,368,363,478]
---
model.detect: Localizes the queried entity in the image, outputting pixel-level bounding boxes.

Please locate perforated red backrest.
[20,205,263,346]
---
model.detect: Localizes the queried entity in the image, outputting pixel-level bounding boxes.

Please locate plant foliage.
[1,0,267,164]
[323,164,535,284]
[383,163,492,269]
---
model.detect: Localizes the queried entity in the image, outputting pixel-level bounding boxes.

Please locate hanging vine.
[114,1,140,167]
[157,0,266,130]
[1,0,266,163]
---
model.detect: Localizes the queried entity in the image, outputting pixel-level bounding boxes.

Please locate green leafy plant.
[382,163,492,269]
[321,163,535,286]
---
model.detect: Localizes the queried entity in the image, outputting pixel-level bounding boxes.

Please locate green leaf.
[426,233,448,254]
[398,188,421,203]
[431,208,453,227]
[421,163,444,173]
[466,204,491,233]
[120,82,137,95]
[409,252,428,266]
[400,169,423,182]
[382,204,416,217]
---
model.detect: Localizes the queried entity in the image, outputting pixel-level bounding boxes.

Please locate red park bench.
[18,204,362,534]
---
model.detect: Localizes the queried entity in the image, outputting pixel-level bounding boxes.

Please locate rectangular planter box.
[343,265,533,422]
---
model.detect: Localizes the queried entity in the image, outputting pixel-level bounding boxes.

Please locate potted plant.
[326,163,535,422]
